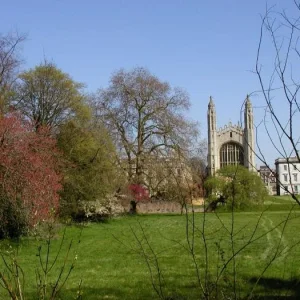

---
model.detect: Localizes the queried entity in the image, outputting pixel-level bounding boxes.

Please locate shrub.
[0,114,61,237]
[0,193,28,239]
[128,184,150,214]
[205,165,268,210]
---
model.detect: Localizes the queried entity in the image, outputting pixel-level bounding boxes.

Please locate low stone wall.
[136,201,182,214]
[192,197,205,206]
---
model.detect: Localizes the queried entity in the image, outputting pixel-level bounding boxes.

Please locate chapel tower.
[207,96,217,175]
[243,95,255,171]
[207,96,255,175]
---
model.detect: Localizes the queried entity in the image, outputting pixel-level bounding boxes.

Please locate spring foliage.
[57,118,119,218]
[205,165,268,210]
[0,113,61,236]
[128,184,149,202]
[13,62,88,130]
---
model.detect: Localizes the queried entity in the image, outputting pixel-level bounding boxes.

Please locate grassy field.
[1,198,300,299]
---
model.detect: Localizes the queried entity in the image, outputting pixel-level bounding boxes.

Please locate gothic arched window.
[220,142,244,168]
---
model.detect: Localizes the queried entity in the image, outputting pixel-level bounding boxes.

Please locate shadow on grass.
[249,276,300,299]
[26,287,155,300]
[22,277,300,299]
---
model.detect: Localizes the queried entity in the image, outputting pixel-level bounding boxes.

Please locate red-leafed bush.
[0,114,61,238]
[128,184,149,214]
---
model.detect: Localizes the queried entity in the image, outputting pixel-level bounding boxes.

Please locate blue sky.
[1,0,298,166]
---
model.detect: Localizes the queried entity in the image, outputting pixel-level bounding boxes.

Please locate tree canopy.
[205,165,268,210]
[0,32,25,114]
[13,62,89,130]
[94,67,199,185]
[57,117,120,218]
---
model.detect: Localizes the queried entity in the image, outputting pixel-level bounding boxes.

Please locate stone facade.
[259,166,277,195]
[207,96,255,175]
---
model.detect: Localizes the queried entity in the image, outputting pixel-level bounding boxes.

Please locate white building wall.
[276,159,300,195]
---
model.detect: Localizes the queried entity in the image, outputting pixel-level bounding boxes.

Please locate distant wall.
[136,201,182,214]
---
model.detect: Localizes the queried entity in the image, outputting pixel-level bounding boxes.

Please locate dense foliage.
[13,62,88,130]
[128,184,149,214]
[205,165,268,210]
[0,114,61,237]
[57,118,119,219]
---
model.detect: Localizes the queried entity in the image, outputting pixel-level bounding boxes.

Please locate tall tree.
[13,62,88,130]
[0,32,25,114]
[188,156,207,198]
[57,116,120,218]
[94,67,199,184]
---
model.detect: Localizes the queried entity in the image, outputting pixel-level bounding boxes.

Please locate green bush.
[205,165,268,211]
[0,194,28,239]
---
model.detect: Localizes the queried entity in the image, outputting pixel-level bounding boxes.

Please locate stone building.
[258,165,277,195]
[207,96,255,175]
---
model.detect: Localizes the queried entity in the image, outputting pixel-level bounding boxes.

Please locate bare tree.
[254,1,300,203]
[188,142,208,199]
[0,32,25,114]
[94,67,199,184]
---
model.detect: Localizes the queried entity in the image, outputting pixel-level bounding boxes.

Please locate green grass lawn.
[1,202,300,299]
[265,195,299,204]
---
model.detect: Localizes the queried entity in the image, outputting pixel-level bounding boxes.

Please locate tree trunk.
[129,200,137,214]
